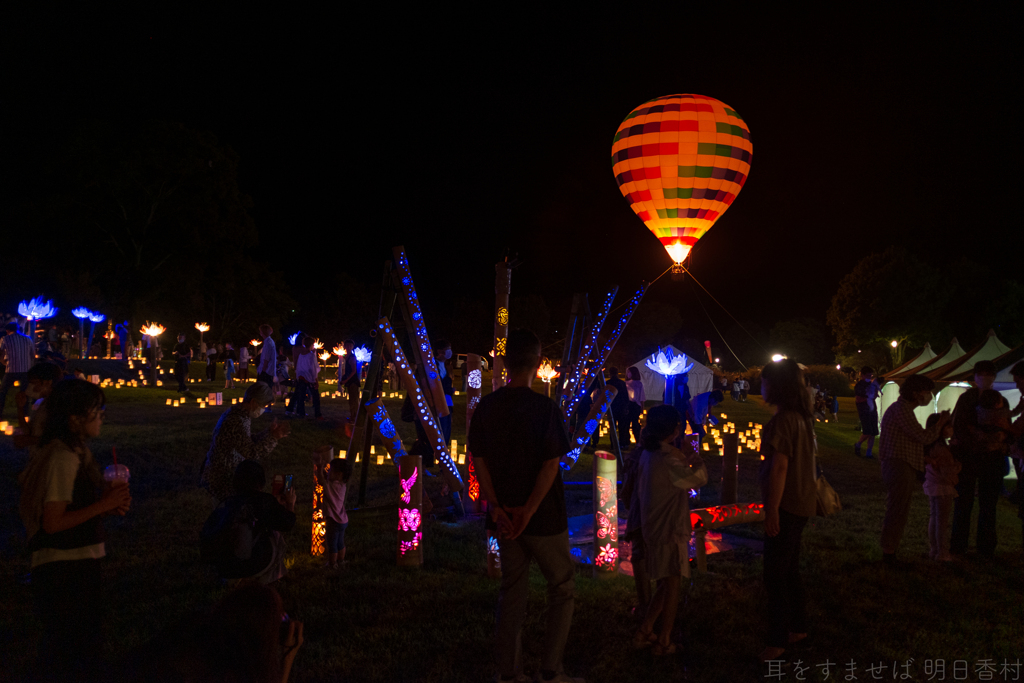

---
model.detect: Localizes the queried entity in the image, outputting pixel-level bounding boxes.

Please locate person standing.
[949,361,1003,558]
[731,377,741,402]
[339,340,360,424]
[854,367,881,458]
[0,321,36,419]
[878,374,949,565]
[758,359,818,663]
[633,404,707,656]
[286,337,322,420]
[740,377,750,402]
[238,344,250,382]
[606,367,630,450]
[255,326,277,412]
[470,329,583,683]
[18,379,132,680]
[172,334,192,393]
[206,344,218,383]
[624,367,645,445]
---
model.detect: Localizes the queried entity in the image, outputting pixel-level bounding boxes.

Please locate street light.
[771,354,785,362]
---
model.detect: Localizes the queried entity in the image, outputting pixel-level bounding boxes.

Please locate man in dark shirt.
[606,367,629,450]
[950,360,1002,557]
[173,334,192,393]
[470,329,583,683]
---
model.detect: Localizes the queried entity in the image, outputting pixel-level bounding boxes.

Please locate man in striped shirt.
[878,373,950,565]
[0,322,36,419]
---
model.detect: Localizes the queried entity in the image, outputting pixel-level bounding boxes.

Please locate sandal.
[631,630,657,649]
[652,642,677,656]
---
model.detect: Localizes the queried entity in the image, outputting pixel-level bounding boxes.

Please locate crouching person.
[201,460,296,584]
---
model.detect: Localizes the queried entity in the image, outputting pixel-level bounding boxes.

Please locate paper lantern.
[612,94,752,271]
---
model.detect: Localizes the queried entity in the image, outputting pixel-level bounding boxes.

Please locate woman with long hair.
[18,379,131,681]
[632,404,708,655]
[758,359,818,662]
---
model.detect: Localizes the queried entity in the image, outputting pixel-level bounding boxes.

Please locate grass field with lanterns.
[1,372,1023,682]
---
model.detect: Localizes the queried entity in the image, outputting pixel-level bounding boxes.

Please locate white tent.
[879,338,968,419]
[627,345,714,403]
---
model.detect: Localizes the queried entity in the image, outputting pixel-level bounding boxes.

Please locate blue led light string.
[560,385,618,471]
[366,398,409,460]
[562,283,647,428]
[393,247,450,418]
[559,288,617,424]
[376,317,464,487]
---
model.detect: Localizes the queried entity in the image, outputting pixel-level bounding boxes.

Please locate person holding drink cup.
[18,378,131,681]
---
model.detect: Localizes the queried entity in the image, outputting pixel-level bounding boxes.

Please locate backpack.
[199,498,260,570]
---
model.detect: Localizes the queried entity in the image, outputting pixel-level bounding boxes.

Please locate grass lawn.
[2,379,1023,682]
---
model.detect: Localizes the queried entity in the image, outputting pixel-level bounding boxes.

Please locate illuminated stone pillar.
[397,454,424,567]
[593,450,618,576]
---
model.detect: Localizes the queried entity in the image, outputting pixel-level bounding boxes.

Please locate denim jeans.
[496,530,575,678]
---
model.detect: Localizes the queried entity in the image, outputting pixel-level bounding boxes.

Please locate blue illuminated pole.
[73,308,91,359]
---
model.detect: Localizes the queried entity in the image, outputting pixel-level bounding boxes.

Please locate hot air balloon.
[612,94,752,272]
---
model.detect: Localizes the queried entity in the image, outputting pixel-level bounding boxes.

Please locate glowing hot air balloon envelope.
[612,94,752,271]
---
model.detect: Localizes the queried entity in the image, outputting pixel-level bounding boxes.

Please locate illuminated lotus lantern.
[536,360,559,398]
[195,323,209,353]
[318,351,331,363]
[612,94,753,273]
[332,343,346,357]
[20,296,58,339]
[353,345,371,375]
[312,338,324,350]
[288,331,301,346]
[646,347,693,404]
[250,338,261,347]
[140,323,165,337]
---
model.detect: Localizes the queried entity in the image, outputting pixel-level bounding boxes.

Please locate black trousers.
[206,362,216,382]
[174,359,189,391]
[287,378,321,417]
[32,558,104,682]
[763,509,809,648]
[950,454,1004,556]
[257,371,274,385]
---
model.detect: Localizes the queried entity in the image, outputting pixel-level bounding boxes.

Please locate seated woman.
[200,382,290,501]
[202,460,297,584]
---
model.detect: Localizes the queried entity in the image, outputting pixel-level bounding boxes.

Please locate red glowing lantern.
[612,94,752,272]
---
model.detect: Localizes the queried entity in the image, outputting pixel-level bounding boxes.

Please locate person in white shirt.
[285,336,322,420]
[256,325,277,385]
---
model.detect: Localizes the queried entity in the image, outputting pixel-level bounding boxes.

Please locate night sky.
[6,9,1020,353]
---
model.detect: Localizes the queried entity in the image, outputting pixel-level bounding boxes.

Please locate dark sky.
[5,8,1020,349]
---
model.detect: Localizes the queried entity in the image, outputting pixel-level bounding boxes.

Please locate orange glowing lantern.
[140,323,166,337]
[312,338,324,350]
[318,351,331,363]
[332,344,346,357]
[250,338,262,347]
[612,94,752,272]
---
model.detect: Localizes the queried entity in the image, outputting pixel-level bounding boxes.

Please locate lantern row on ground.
[375,317,463,492]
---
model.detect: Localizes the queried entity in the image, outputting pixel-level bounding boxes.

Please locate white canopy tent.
[627,345,715,403]
[878,339,968,420]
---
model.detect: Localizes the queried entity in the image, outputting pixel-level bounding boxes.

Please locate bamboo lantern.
[560,386,618,471]
[593,450,619,575]
[463,352,485,511]
[375,317,463,492]
[397,454,424,567]
[492,261,511,392]
[392,247,449,418]
[311,446,332,556]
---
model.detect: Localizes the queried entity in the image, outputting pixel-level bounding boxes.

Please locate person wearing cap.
[200,382,291,501]
[949,360,1003,558]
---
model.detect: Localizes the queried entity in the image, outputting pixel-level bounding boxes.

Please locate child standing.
[923,413,960,561]
[312,449,352,568]
[223,343,236,390]
[206,344,217,383]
